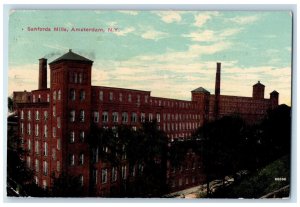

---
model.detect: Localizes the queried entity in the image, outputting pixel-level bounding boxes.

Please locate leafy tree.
[50,173,84,197]
[8,96,14,112]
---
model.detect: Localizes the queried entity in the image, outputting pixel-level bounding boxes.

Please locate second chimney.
[38,58,47,90]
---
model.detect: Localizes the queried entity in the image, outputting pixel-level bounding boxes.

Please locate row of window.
[171,177,197,188]
[20,110,48,121]
[69,153,85,166]
[97,90,197,109]
[69,89,85,101]
[69,72,87,84]
[27,139,61,155]
[92,164,144,185]
[31,94,50,103]
[52,90,61,101]
[92,111,159,124]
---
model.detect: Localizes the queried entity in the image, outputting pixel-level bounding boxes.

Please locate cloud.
[141,30,168,41]
[118,11,139,16]
[194,12,219,27]
[183,30,215,42]
[155,11,182,23]
[228,15,259,24]
[115,27,135,36]
[183,28,242,42]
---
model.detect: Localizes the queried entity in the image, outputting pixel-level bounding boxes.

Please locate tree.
[192,115,247,196]
[8,96,14,112]
[88,120,168,197]
[50,173,84,197]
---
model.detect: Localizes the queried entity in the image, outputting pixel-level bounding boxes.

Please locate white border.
[1,2,298,207]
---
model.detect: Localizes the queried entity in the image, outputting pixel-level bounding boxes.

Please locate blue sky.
[8,10,292,105]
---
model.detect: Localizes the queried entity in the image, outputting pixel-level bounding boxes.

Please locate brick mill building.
[13,50,279,196]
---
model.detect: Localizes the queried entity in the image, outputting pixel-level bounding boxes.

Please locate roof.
[50,49,93,64]
[191,87,210,94]
[270,90,279,94]
[253,81,265,87]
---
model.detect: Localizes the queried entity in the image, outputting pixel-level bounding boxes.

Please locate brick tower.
[253,81,265,99]
[49,49,93,194]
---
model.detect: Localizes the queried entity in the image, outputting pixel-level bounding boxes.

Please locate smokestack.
[214,62,221,119]
[38,58,47,90]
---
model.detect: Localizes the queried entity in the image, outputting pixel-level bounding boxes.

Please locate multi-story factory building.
[13,50,278,195]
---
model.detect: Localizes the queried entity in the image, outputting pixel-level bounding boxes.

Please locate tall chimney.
[38,58,47,89]
[214,62,221,119]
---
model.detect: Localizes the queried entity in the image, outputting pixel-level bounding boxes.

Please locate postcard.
[7,10,292,199]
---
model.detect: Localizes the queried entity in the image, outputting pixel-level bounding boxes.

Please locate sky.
[8,10,292,105]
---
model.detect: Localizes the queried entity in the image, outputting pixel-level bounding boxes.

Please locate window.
[44,111,48,121]
[70,89,76,100]
[70,131,75,143]
[121,165,127,180]
[128,94,131,102]
[119,93,122,102]
[101,169,107,184]
[69,154,75,166]
[27,156,31,168]
[57,139,61,150]
[149,113,153,122]
[102,111,108,123]
[137,95,140,104]
[80,131,85,142]
[27,123,31,135]
[141,113,145,123]
[80,90,85,101]
[44,142,48,156]
[156,114,161,122]
[28,139,31,151]
[112,167,117,182]
[21,110,24,119]
[57,117,61,128]
[57,161,60,172]
[53,90,56,101]
[93,169,98,184]
[47,94,50,102]
[58,90,61,100]
[35,159,39,172]
[20,123,24,134]
[145,95,148,103]
[35,110,39,120]
[43,180,47,190]
[28,110,31,120]
[70,110,75,122]
[122,112,128,123]
[43,161,48,175]
[138,164,144,175]
[53,127,56,138]
[35,140,39,154]
[99,91,104,101]
[52,148,56,160]
[74,73,78,83]
[79,110,85,122]
[131,113,137,123]
[79,73,83,84]
[53,106,56,117]
[35,124,39,136]
[130,165,136,177]
[79,153,84,165]
[109,92,113,101]
[33,95,36,103]
[179,178,182,186]
[112,112,118,123]
[35,176,39,185]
